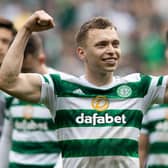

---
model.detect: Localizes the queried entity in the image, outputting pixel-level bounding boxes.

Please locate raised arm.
[0,10,55,103]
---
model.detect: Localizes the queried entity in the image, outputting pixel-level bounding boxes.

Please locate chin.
[105,67,116,72]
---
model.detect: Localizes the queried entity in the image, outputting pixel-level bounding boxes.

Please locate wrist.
[22,24,33,34]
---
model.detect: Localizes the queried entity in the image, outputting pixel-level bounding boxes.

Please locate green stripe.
[49,73,151,98]
[43,76,49,84]
[10,162,55,168]
[150,142,168,154]
[13,118,57,130]
[59,138,138,158]
[10,100,45,107]
[141,119,165,133]
[148,166,168,168]
[6,97,45,108]
[55,109,143,129]
[11,103,45,107]
[12,141,61,154]
[157,76,163,86]
[5,96,14,109]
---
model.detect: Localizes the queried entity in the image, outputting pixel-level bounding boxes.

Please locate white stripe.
[147,154,168,166]
[10,106,52,119]
[142,76,167,113]
[145,108,166,122]
[54,153,63,168]
[10,151,60,164]
[44,74,54,89]
[72,73,141,89]
[140,129,148,134]
[39,74,45,84]
[150,131,168,143]
[57,126,139,141]
[63,156,139,168]
[12,130,57,142]
[57,97,145,112]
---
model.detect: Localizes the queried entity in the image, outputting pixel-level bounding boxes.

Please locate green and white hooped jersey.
[5,68,62,168]
[141,104,168,168]
[5,96,61,168]
[40,73,167,168]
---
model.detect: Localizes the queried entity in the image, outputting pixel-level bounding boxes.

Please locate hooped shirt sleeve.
[141,75,168,113]
[39,74,57,120]
[148,75,168,104]
[140,104,161,135]
[140,75,168,134]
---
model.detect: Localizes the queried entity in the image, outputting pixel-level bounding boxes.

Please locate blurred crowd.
[0,0,168,76]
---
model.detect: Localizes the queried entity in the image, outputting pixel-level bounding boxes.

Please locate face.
[0,28,14,64]
[77,27,121,74]
[22,54,39,73]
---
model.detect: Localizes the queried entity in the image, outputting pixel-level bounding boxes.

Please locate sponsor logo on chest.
[76,113,127,126]
[15,120,48,131]
[76,95,127,126]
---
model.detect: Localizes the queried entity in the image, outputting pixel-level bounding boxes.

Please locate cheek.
[86,51,100,63]
[90,48,104,58]
[116,49,121,59]
[1,43,9,51]
[85,47,104,64]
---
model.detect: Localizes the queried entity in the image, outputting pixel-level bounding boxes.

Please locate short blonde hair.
[75,17,116,47]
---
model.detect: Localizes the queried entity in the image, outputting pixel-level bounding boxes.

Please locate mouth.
[102,57,117,65]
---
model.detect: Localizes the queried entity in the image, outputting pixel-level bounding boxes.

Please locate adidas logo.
[73,89,84,95]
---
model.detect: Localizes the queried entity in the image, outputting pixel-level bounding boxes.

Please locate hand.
[23,10,55,32]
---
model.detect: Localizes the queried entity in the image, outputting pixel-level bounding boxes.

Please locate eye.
[2,39,10,45]
[95,41,108,48]
[112,40,120,48]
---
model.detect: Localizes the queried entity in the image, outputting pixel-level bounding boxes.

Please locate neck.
[37,64,49,74]
[85,69,113,86]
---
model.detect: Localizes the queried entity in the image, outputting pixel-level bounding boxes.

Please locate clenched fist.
[23,10,55,32]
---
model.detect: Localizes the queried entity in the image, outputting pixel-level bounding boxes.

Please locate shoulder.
[43,69,81,88]
[117,73,165,85]
[115,73,151,83]
[47,67,75,79]
[121,73,142,81]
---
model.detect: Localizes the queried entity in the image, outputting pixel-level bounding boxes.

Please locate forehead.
[87,27,119,43]
[0,28,13,40]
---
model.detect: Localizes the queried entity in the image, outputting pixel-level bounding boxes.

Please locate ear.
[38,53,46,64]
[76,47,86,61]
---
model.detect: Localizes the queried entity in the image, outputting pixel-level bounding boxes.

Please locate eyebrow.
[95,39,120,45]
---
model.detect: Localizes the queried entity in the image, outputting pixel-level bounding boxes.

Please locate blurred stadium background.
[1,0,168,76]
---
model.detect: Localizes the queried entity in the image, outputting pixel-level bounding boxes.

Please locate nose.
[106,44,114,54]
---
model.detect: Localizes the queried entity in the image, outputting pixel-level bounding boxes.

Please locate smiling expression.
[77,27,121,74]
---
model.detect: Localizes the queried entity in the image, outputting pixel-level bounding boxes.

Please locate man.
[0,33,62,168]
[139,32,168,168]
[0,17,17,137]
[0,10,168,168]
